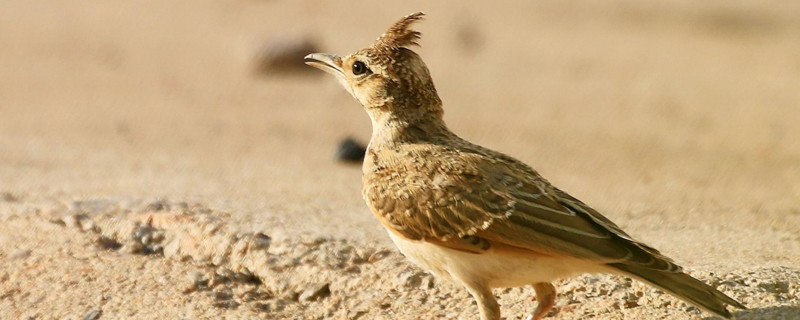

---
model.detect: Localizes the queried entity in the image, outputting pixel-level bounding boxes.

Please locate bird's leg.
[528,282,556,320]
[464,283,500,320]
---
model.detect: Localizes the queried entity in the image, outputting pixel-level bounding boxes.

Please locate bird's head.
[305,12,443,128]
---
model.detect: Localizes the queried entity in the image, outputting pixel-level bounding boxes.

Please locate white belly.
[388,232,598,288]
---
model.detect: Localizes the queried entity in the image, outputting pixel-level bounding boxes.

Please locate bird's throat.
[367,110,450,150]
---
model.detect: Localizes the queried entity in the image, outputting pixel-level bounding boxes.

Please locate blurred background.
[2,0,800,262]
[2,1,800,319]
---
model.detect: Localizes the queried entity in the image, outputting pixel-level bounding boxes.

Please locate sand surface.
[1,0,799,319]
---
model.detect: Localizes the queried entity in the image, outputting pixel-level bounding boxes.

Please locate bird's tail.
[609,263,746,319]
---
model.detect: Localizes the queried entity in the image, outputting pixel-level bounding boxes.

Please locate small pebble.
[399,271,435,289]
[250,233,272,250]
[121,241,144,254]
[299,283,331,302]
[336,137,366,163]
[143,200,168,212]
[184,271,209,293]
[252,35,320,76]
[9,249,32,260]
[1,192,19,202]
[93,236,122,250]
[80,219,96,232]
[62,215,82,228]
[81,309,102,320]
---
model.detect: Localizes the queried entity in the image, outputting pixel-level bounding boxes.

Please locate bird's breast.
[386,231,597,289]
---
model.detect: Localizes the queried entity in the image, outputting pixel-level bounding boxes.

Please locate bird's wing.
[365,152,517,242]
[481,179,681,271]
[365,151,681,271]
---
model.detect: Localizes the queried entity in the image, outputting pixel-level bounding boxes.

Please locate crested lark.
[305,12,745,320]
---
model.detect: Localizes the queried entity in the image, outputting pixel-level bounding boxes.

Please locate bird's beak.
[304,53,344,77]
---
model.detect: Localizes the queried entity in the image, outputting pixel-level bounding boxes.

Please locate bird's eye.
[352,61,369,75]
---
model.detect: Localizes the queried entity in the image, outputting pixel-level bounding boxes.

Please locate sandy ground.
[1,0,799,319]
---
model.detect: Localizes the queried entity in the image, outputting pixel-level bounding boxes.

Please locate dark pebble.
[82,309,102,320]
[253,36,320,76]
[94,236,122,250]
[299,283,331,302]
[336,137,366,163]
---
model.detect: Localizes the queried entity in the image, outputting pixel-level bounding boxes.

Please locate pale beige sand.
[1,0,799,319]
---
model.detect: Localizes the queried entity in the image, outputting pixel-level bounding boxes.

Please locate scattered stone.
[212,299,239,309]
[399,270,435,290]
[622,292,640,309]
[120,241,144,254]
[367,249,391,263]
[252,35,320,76]
[8,249,32,260]
[19,311,39,320]
[348,308,368,319]
[252,302,271,312]
[162,239,181,259]
[143,199,169,212]
[184,271,209,293]
[344,265,361,274]
[336,137,366,163]
[250,233,272,251]
[93,236,122,250]
[1,191,19,202]
[48,218,67,227]
[62,214,86,229]
[132,223,165,254]
[299,283,331,302]
[758,281,789,294]
[81,309,102,320]
[212,289,234,301]
[80,219,96,232]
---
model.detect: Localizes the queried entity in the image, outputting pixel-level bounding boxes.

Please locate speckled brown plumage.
[305,12,745,320]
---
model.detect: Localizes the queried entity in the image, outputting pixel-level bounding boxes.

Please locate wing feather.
[364,146,681,273]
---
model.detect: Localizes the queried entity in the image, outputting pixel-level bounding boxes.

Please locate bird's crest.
[372,12,425,52]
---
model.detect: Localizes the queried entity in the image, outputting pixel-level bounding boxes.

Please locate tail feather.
[610,263,746,319]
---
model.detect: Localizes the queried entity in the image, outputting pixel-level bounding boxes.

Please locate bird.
[304,12,746,320]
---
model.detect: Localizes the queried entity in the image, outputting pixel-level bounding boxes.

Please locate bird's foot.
[526,282,556,320]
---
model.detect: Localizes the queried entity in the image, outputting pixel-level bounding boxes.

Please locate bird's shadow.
[702,305,800,320]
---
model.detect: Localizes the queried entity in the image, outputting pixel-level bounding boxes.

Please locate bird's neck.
[366,105,452,150]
